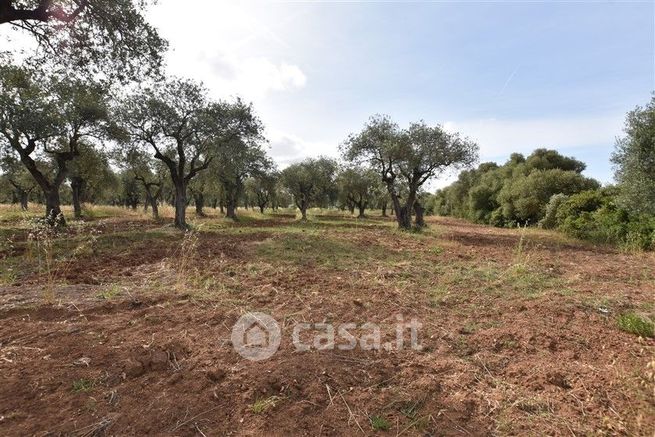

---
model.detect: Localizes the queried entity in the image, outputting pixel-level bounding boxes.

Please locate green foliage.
[280,157,338,218]
[433,149,598,226]
[341,115,478,229]
[369,415,391,431]
[612,96,655,215]
[539,193,568,229]
[1,0,167,82]
[72,378,93,393]
[617,313,654,338]
[554,188,655,250]
[498,169,599,224]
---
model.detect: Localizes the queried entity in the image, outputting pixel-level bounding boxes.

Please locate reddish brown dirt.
[0,215,653,436]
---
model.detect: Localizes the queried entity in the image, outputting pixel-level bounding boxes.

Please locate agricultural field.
[0,205,653,436]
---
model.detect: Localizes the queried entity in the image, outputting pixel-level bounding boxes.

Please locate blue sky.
[13,1,654,187]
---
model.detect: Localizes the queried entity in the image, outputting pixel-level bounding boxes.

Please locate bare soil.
[0,212,653,436]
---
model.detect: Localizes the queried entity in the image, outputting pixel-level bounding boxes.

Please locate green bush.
[554,189,655,250]
[539,193,568,229]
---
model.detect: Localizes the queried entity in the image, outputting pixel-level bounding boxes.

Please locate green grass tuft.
[369,415,390,431]
[72,378,93,393]
[617,313,654,338]
[251,396,282,414]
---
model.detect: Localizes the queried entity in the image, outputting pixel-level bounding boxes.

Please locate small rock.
[73,357,91,367]
[124,359,145,378]
[149,350,169,371]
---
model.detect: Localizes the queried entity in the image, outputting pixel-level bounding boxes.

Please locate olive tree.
[337,166,380,218]
[0,150,36,209]
[67,141,112,218]
[118,79,213,229]
[117,148,164,218]
[612,96,655,215]
[245,170,279,214]
[1,0,167,81]
[342,115,478,229]
[0,63,111,224]
[280,157,338,220]
[210,100,268,221]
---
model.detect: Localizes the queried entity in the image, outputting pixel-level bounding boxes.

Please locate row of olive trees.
[0,58,274,228]
[275,116,479,230]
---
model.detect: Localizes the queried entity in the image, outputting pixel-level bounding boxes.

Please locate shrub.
[539,193,568,229]
[554,189,655,250]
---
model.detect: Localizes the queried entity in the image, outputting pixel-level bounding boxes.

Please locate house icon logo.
[231,312,281,361]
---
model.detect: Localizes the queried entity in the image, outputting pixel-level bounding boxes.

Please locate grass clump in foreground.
[617,313,654,338]
[251,396,282,414]
[369,415,391,431]
[72,379,94,393]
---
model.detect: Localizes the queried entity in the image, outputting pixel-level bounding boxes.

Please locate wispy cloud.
[498,66,520,95]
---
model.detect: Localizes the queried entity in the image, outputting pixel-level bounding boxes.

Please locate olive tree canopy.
[1,0,167,80]
[342,115,478,229]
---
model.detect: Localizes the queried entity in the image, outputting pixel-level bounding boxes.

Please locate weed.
[175,228,200,292]
[369,415,390,431]
[251,396,282,414]
[431,246,444,255]
[72,378,93,393]
[617,313,654,338]
[98,284,122,300]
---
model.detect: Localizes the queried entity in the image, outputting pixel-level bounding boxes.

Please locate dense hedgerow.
[551,188,655,250]
[429,150,654,251]
[430,148,599,227]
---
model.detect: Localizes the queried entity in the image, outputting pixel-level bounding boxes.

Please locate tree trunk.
[71,177,83,219]
[19,190,28,211]
[259,205,265,214]
[174,183,187,229]
[397,205,412,230]
[219,203,225,214]
[414,201,426,228]
[357,204,366,218]
[150,196,159,219]
[44,189,64,226]
[195,192,205,217]
[386,187,411,230]
[226,201,237,220]
[381,202,387,217]
[300,206,308,221]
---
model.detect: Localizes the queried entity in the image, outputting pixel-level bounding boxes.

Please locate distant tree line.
[429,97,655,250]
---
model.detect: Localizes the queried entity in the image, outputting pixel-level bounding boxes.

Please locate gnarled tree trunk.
[70,176,84,219]
[194,192,205,217]
[414,201,425,228]
[174,182,187,228]
[45,189,64,225]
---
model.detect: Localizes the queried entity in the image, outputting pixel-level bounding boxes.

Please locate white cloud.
[196,52,306,100]
[443,114,623,159]
[147,1,308,102]
[267,131,338,168]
